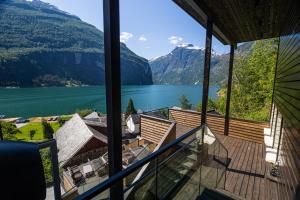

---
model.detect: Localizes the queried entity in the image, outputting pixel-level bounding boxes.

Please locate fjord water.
[0,85,218,118]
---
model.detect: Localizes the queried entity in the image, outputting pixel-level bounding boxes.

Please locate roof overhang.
[173,0,300,45]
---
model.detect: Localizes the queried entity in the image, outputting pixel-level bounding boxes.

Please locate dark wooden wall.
[273,1,300,198]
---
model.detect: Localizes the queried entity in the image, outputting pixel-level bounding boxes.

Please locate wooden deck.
[146,108,288,199]
[217,134,281,200]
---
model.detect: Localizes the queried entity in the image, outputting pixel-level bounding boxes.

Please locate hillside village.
[56,108,185,197]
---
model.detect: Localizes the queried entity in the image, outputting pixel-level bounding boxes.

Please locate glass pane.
[91,188,110,200]
[124,161,156,200]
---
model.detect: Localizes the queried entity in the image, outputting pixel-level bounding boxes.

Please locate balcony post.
[276,118,284,161]
[270,38,280,122]
[103,0,123,199]
[201,19,213,126]
[0,123,3,141]
[224,45,235,136]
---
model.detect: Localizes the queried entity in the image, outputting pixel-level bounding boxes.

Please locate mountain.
[0,0,152,87]
[149,43,252,86]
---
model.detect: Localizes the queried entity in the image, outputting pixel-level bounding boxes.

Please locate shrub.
[179,95,192,110]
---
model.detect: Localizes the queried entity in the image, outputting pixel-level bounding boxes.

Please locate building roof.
[84,112,100,122]
[83,119,106,128]
[174,0,300,44]
[55,114,107,167]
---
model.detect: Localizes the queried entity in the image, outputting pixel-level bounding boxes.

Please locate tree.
[196,97,217,112]
[159,109,168,119]
[58,115,72,125]
[179,95,192,110]
[0,121,19,140]
[29,130,36,140]
[42,121,54,139]
[214,39,277,121]
[126,98,137,116]
[40,148,53,184]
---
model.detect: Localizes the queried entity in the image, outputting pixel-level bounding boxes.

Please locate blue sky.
[41,0,229,59]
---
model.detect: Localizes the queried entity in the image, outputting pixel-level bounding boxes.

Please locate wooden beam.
[224,45,235,136]
[201,19,213,125]
[103,0,123,199]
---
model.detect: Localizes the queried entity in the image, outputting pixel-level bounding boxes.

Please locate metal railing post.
[50,140,62,200]
[276,118,284,161]
[272,109,279,148]
[270,104,276,137]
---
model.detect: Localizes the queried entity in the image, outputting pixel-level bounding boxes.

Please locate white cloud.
[120,32,133,43]
[145,46,151,49]
[168,36,183,45]
[139,35,147,42]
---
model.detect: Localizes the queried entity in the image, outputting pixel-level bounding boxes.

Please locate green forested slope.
[216,39,278,121]
[0,0,153,87]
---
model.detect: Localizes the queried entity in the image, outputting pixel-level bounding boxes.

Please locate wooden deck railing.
[169,108,268,144]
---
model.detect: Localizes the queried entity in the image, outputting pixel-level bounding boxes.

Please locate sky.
[41,0,230,59]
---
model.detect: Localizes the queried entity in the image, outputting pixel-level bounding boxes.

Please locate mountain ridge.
[149,43,252,86]
[0,0,153,87]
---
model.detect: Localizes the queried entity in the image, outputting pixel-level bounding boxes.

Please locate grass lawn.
[16,122,61,141]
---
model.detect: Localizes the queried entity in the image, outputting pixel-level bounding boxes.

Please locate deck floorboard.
[216,135,276,200]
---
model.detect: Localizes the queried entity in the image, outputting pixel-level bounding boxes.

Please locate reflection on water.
[0,85,218,118]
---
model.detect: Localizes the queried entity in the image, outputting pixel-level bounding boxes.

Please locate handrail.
[75,125,204,200]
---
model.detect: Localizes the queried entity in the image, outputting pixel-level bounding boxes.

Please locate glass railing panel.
[124,127,203,200]
[158,137,203,199]
[91,188,110,200]
[216,140,227,190]
[124,161,155,200]
[71,126,207,200]
[157,143,190,198]
[200,126,228,190]
[200,143,218,188]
